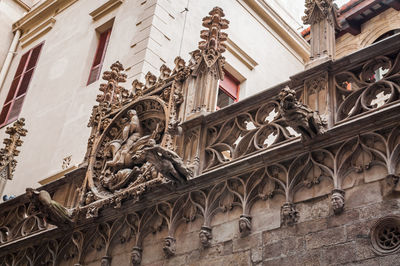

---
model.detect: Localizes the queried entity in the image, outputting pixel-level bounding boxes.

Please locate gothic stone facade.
[1,3,400,266]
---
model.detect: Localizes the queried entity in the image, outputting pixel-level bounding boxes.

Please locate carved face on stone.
[130,247,142,265]
[85,191,94,205]
[101,256,111,266]
[331,190,345,214]
[281,202,298,226]
[199,227,212,247]
[239,215,252,237]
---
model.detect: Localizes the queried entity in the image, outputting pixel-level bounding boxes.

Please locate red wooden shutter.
[87,28,112,85]
[0,43,43,127]
[219,72,240,101]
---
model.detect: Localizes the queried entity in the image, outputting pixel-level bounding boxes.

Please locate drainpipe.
[0,29,21,92]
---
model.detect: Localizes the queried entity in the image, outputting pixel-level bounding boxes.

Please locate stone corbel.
[281,202,299,226]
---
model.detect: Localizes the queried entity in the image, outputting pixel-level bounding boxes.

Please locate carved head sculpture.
[85,191,95,205]
[281,202,298,226]
[163,236,176,257]
[239,215,252,237]
[331,189,345,214]
[278,87,297,111]
[199,226,212,247]
[101,256,111,266]
[130,246,142,266]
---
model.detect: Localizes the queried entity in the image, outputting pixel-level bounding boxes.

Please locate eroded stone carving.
[302,0,337,25]
[281,202,299,226]
[239,215,252,237]
[279,87,327,141]
[199,226,212,248]
[143,143,193,184]
[163,236,176,258]
[382,174,400,196]
[130,246,142,266]
[331,189,345,215]
[26,188,73,228]
[101,256,112,266]
[0,118,27,181]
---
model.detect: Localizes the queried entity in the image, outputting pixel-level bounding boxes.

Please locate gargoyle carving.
[26,188,74,228]
[279,87,327,141]
[143,143,193,184]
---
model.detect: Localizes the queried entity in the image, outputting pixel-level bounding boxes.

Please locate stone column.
[302,0,340,68]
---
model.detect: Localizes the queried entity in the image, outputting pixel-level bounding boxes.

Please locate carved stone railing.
[182,33,400,175]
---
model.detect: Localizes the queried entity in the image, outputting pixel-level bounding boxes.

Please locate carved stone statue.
[130,246,142,266]
[143,143,193,184]
[26,188,73,228]
[163,236,176,258]
[199,226,212,248]
[279,87,327,141]
[104,109,143,169]
[239,215,252,237]
[331,189,345,214]
[281,202,299,226]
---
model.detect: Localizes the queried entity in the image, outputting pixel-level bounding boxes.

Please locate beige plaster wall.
[0,0,305,197]
[336,7,400,58]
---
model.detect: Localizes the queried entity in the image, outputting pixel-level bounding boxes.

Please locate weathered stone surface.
[263,236,304,259]
[321,242,357,265]
[305,226,346,250]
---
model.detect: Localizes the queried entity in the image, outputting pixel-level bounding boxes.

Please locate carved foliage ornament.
[302,0,338,26]
[0,118,27,180]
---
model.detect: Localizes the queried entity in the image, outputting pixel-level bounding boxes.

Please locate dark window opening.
[217,71,240,109]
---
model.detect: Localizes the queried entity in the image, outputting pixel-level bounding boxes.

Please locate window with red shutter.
[87,28,112,85]
[0,42,44,127]
[217,71,240,109]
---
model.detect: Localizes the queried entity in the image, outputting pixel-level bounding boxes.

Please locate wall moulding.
[12,0,78,33]
[89,0,124,21]
[226,38,258,70]
[19,17,55,48]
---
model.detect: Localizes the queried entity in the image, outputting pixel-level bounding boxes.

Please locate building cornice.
[89,0,124,21]
[239,0,310,63]
[12,0,78,33]
[12,0,31,11]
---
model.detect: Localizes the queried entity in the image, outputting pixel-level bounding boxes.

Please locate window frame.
[0,42,44,128]
[87,27,112,85]
[217,71,240,109]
